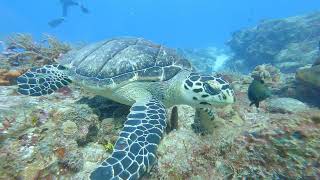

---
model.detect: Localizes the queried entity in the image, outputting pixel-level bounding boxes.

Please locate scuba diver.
[48,0,90,28]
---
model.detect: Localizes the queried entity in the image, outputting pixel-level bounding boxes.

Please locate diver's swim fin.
[48,18,65,28]
[80,5,89,14]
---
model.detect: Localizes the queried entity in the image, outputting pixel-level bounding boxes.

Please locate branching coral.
[2,33,71,68]
[0,34,71,85]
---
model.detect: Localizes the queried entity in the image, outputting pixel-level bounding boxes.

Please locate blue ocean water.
[1,0,319,48]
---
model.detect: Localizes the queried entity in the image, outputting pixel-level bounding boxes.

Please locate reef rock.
[250,64,281,83]
[296,65,320,88]
[266,97,308,114]
[227,12,320,72]
[295,65,320,106]
[57,104,99,146]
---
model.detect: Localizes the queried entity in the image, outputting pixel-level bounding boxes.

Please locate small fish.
[248,78,271,108]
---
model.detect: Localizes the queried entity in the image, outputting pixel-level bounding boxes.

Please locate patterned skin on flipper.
[17,65,72,96]
[90,98,167,180]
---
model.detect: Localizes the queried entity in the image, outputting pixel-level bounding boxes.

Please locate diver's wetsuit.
[48,0,89,28]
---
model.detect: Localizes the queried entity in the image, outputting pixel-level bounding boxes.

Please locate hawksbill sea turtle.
[16,37,235,180]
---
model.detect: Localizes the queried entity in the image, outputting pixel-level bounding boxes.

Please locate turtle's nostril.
[222,93,227,100]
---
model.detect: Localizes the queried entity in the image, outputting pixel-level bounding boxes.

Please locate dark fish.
[313,41,320,66]
[312,57,320,67]
[248,79,271,108]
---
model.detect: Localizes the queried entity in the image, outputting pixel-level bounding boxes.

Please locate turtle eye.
[203,83,221,95]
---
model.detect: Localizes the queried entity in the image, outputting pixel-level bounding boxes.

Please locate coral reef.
[227,109,320,179]
[149,74,320,179]
[227,12,320,72]
[1,34,320,180]
[0,84,119,179]
[0,71,319,179]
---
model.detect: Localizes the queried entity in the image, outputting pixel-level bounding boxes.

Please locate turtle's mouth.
[209,101,231,108]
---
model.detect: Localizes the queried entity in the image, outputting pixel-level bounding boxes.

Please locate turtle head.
[181,73,235,108]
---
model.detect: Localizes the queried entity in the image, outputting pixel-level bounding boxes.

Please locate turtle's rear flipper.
[17,65,71,96]
[90,98,167,179]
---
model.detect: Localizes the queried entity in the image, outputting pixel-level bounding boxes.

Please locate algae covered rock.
[77,95,130,120]
[62,120,78,137]
[227,12,320,72]
[295,65,320,106]
[296,65,320,88]
[266,97,308,113]
[57,104,99,146]
[58,150,84,172]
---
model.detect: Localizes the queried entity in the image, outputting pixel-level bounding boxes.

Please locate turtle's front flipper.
[192,108,215,135]
[90,98,167,180]
[17,65,71,96]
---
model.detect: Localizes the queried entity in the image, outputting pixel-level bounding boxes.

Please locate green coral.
[30,115,39,126]
[103,142,114,153]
